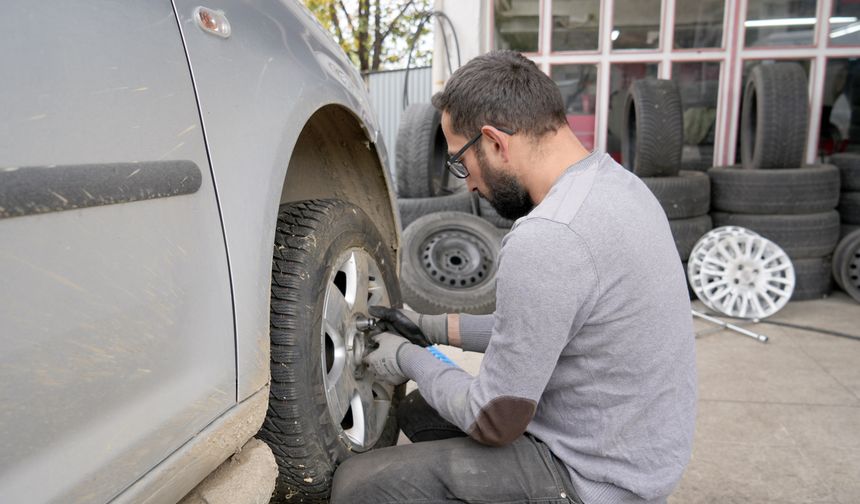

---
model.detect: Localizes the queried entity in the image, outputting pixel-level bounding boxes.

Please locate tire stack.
[709,63,841,301]
[393,103,510,314]
[830,153,860,238]
[621,79,713,284]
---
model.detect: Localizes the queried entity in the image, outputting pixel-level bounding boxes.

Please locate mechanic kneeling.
[330,50,696,504]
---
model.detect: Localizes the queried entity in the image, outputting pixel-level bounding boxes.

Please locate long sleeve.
[398,219,600,446]
[458,314,494,352]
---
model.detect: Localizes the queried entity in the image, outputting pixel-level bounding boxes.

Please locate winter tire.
[830,153,860,191]
[669,215,713,261]
[839,192,860,225]
[260,200,403,503]
[622,79,684,177]
[740,63,808,169]
[397,191,473,229]
[791,256,833,301]
[395,103,449,198]
[711,211,840,259]
[709,165,840,214]
[401,211,502,314]
[642,171,711,219]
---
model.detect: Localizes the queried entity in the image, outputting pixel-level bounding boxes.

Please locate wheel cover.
[688,226,795,319]
[321,248,392,452]
[419,228,493,289]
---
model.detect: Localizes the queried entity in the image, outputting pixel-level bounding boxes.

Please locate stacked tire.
[829,154,860,302]
[622,79,713,285]
[393,103,509,313]
[830,153,860,238]
[709,63,841,301]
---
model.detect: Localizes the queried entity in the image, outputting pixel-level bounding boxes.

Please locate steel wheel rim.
[691,229,794,319]
[320,248,392,452]
[419,228,493,289]
[844,239,860,300]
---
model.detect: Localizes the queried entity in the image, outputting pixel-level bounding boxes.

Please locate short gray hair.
[431,50,567,139]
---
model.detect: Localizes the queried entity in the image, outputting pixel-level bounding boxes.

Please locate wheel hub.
[420,230,492,289]
[320,249,393,452]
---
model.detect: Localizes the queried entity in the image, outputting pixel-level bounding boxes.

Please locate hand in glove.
[368,306,448,347]
[364,332,411,386]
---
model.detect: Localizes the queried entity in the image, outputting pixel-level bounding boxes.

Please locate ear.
[480,125,512,162]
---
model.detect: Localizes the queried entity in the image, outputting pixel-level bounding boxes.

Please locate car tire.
[832,230,860,298]
[260,199,403,503]
[395,103,449,198]
[669,215,713,261]
[708,165,840,214]
[642,171,710,219]
[792,256,833,301]
[839,192,860,225]
[740,63,808,169]
[398,190,474,229]
[401,211,501,314]
[711,211,840,259]
[622,79,684,177]
[830,153,860,191]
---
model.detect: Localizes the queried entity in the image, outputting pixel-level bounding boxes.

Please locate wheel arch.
[279,104,401,268]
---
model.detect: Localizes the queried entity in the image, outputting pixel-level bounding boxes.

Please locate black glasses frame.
[445,126,515,179]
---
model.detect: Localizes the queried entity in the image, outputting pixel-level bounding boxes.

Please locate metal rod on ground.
[692,310,769,343]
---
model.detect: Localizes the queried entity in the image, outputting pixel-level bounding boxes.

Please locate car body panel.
[0,2,235,502]
[173,0,397,400]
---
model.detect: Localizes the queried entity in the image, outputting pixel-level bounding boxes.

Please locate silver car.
[0,1,403,502]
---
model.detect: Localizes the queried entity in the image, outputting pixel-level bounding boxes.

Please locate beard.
[476,148,535,220]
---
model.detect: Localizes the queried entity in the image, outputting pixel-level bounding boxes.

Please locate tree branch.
[377,0,416,44]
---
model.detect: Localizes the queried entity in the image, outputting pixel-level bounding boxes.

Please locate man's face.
[441,112,534,220]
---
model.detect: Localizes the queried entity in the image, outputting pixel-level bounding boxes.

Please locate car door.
[0,2,235,502]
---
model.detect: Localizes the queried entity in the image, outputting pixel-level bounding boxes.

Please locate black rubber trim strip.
[0,160,202,220]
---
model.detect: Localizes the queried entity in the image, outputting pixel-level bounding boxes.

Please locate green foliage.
[302,0,432,72]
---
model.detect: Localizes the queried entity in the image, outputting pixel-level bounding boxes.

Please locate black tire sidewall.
[401,212,501,314]
[263,200,402,502]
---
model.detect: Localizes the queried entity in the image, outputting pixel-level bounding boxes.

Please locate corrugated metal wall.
[366,66,433,175]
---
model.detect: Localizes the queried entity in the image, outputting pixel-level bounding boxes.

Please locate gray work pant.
[329,390,583,504]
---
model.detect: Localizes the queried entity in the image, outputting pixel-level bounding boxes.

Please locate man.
[330,50,696,504]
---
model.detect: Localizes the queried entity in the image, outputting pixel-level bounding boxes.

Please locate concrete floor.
[425,292,860,504]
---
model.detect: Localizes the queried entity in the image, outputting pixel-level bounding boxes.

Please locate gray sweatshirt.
[398,151,697,504]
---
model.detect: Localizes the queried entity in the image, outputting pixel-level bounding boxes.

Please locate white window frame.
[489,0,860,166]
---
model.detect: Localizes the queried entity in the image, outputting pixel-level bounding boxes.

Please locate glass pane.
[674,0,725,48]
[612,0,661,50]
[551,64,598,150]
[745,0,817,47]
[494,0,540,52]
[736,60,811,162]
[672,62,721,171]
[819,59,860,157]
[607,63,659,161]
[830,1,860,46]
[552,0,600,51]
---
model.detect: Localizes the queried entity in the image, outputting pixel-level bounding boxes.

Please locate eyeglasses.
[446,126,515,179]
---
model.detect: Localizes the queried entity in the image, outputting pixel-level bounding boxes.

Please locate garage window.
[551,64,598,149]
[745,0,818,48]
[494,0,541,53]
[552,0,600,52]
[674,0,725,49]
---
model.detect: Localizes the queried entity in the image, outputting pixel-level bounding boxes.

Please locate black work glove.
[368,306,448,347]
